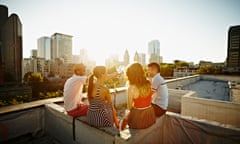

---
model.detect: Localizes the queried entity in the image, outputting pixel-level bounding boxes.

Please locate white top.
[63,74,87,111]
[151,73,168,110]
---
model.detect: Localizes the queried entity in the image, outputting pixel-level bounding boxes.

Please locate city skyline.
[1,0,240,65]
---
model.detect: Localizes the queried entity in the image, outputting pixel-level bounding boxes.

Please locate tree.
[174,60,189,67]
[160,64,174,77]
[23,72,44,100]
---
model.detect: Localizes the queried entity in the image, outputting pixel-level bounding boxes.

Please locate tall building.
[123,49,130,66]
[226,25,240,73]
[148,40,160,55]
[148,40,161,63]
[79,48,88,65]
[31,49,38,58]
[51,33,73,63]
[0,5,8,83]
[1,13,22,83]
[134,51,140,62]
[138,53,146,66]
[38,36,51,60]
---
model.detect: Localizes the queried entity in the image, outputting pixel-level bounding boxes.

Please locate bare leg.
[112,107,119,128]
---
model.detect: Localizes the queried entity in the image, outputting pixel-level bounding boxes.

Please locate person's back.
[121,63,156,130]
[147,62,169,117]
[63,64,89,117]
[86,66,119,128]
[87,84,114,127]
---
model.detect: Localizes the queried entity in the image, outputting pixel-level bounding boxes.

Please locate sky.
[1,0,240,65]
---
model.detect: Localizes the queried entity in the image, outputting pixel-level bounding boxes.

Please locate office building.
[148,40,161,63]
[51,33,73,63]
[31,49,38,58]
[1,13,22,82]
[38,36,51,60]
[226,25,240,73]
[0,5,8,83]
[148,40,160,55]
[138,53,146,66]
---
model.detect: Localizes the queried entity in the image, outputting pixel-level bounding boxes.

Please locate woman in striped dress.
[87,66,119,128]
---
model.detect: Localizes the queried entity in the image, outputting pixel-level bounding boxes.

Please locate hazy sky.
[1,0,240,65]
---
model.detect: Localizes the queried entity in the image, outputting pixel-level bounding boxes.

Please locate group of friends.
[63,62,168,130]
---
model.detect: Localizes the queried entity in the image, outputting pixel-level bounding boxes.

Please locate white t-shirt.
[63,74,87,111]
[151,73,168,110]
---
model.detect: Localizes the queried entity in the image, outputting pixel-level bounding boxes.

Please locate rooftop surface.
[182,80,230,101]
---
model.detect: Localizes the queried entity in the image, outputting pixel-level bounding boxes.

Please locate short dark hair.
[147,62,160,73]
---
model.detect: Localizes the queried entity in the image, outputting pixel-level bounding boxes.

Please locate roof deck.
[1,75,240,143]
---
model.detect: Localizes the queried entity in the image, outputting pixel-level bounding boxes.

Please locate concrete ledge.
[182,94,240,127]
[44,103,119,144]
[0,107,44,142]
[0,97,63,115]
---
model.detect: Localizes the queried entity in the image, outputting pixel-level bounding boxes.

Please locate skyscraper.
[134,51,140,62]
[148,40,161,63]
[148,40,160,55]
[51,33,73,63]
[123,49,130,66]
[38,36,51,60]
[0,5,8,83]
[226,25,240,73]
[1,13,22,82]
[138,53,146,66]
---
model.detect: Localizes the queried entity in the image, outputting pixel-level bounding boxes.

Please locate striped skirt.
[128,106,156,129]
[87,98,114,127]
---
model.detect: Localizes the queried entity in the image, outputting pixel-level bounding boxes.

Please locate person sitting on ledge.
[147,62,168,117]
[87,66,119,128]
[121,62,156,130]
[63,64,89,117]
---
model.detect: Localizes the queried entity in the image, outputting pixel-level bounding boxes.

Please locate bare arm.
[105,88,112,104]
[127,85,139,110]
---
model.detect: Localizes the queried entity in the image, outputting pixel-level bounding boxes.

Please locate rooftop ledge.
[1,75,240,143]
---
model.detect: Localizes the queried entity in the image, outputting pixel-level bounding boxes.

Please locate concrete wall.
[45,103,240,144]
[1,101,240,144]
[168,89,197,113]
[166,75,200,89]
[0,107,44,142]
[45,103,119,144]
[182,95,240,127]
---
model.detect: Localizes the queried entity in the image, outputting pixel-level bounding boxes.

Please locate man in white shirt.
[147,62,168,117]
[64,64,88,117]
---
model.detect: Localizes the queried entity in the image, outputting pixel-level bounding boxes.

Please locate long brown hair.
[87,66,106,100]
[126,63,151,97]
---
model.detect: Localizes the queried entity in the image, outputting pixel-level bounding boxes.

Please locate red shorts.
[67,104,89,117]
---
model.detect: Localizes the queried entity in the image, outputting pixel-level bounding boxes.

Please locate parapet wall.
[166,75,200,89]
[45,103,240,144]
[182,95,240,127]
[1,98,240,143]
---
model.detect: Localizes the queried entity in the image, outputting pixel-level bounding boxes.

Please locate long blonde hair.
[126,63,151,97]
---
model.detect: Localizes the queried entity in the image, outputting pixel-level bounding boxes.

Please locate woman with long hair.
[87,66,119,128]
[121,62,156,129]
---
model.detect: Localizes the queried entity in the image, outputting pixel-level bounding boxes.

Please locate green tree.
[160,64,174,77]
[23,72,44,100]
[174,60,189,67]
[197,65,222,74]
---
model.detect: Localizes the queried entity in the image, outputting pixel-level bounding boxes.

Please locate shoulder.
[73,75,87,81]
[128,85,139,97]
[154,74,164,81]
